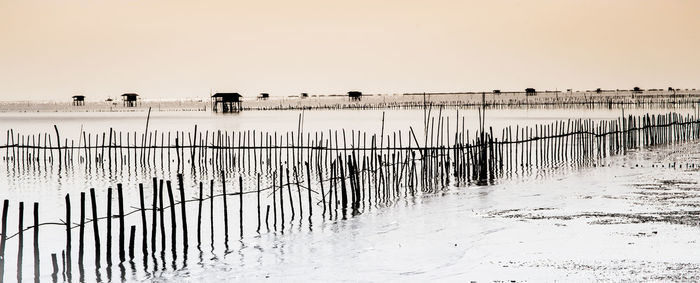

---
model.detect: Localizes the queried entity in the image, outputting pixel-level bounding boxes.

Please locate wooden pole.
[64,194,72,280]
[17,202,24,283]
[197,182,203,249]
[128,225,136,261]
[117,184,125,263]
[221,172,229,247]
[54,125,61,168]
[89,189,101,267]
[265,205,270,231]
[0,199,8,282]
[158,180,165,254]
[306,161,313,221]
[138,183,148,256]
[106,188,113,265]
[279,166,285,230]
[209,180,214,247]
[256,173,261,233]
[150,178,158,254]
[239,176,243,237]
[50,253,58,283]
[78,192,85,265]
[178,174,188,252]
[33,202,39,283]
[166,181,177,255]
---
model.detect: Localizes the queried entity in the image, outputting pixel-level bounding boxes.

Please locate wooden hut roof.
[212,92,242,98]
[121,93,139,97]
[72,95,85,99]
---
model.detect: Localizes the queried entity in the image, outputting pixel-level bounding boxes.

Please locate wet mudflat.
[144,142,700,282]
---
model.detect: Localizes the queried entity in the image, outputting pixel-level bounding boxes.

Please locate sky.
[0,0,699,101]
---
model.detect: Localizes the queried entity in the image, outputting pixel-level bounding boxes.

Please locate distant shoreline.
[0,90,698,113]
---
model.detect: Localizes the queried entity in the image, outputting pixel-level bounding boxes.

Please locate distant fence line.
[3,92,700,112]
[1,111,700,282]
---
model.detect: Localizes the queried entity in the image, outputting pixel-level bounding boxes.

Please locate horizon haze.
[1,0,699,101]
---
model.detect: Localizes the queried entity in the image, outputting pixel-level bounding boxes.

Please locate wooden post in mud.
[17,202,24,283]
[256,174,261,233]
[78,192,85,266]
[64,194,72,280]
[178,174,188,251]
[50,253,58,282]
[328,162,335,220]
[128,225,136,261]
[158,180,166,254]
[33,202,39,283]
[106,188,113,265]
[294,167,303,219]
[318,162,326,217]
[166,181,177,254]
[117,184,126,263]
[209,180,214,246]
[239,176,243,237]
[221,172,229,246]
[89,189,101,267]
[272,172,277,231]
[151,178,158,254]
[265,205,270,230]
[54,125,61,167]
[286,167,295,221]
[279,166,284,230]
[339,157,348,214]
[306,162,313,221]
[138,183,148,256]
[197,182,203,248]
[0,199,8,282]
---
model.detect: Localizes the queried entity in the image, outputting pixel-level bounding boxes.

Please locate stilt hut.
[258,93,270,100]
[121,93,139,107]
[211,92,242,112]
[72,95,85,106]
[525,88,536,96]
[348,91,363,101]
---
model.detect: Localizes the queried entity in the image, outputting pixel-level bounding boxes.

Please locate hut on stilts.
[348,91,363,101]
[121,93,140,107]
[525,88,537,96]
[211,93,243,112]
[72,95,85,106]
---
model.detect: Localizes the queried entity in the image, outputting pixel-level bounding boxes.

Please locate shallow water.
[1,106,694,195]
[1,106,695,134]
[1,107,699,282]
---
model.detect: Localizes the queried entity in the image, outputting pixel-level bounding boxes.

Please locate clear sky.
[0,0,698,101]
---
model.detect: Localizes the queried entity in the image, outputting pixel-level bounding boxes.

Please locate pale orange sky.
[0,0,698,101]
